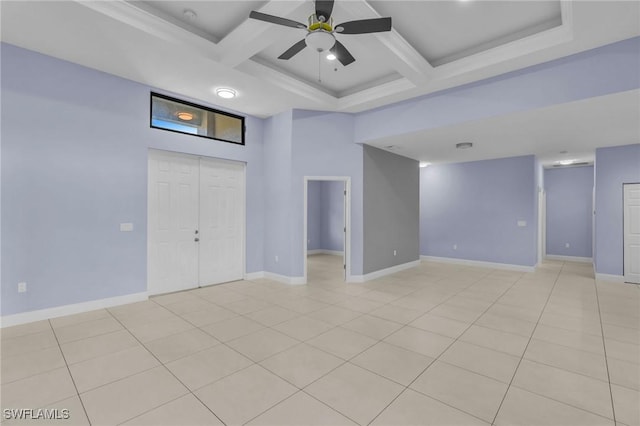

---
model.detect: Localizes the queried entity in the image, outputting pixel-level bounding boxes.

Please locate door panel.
[624,184,640,284]
[148,151,199,295]
[199,159,244,286]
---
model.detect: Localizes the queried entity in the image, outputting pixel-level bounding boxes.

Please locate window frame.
[150,92,245,146]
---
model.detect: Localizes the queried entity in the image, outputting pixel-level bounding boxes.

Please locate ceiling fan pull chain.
[318,52,322,83]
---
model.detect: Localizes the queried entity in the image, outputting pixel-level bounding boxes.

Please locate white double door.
[148,150,244,295]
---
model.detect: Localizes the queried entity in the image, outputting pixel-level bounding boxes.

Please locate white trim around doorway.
[303,176,352,284]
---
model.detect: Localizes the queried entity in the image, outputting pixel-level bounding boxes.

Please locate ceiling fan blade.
[315,0,335,22]
[331,40,355,66]
[335,17,392,34]
[249,11,306,29]
[278,39,307,60]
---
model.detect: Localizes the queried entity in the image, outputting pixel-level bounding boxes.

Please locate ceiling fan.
[249,0,392,66]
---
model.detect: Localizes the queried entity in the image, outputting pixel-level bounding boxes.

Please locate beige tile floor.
[1,255,638,425]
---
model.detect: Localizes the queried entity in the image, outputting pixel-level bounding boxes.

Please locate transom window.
[150,92,245,145]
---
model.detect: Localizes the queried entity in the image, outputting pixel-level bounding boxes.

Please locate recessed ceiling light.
[216,88,237,99]
[419,162,431,168]
[326,53,337,61]
[557,159,576,166]
[176,112,194,121]
[456,142,473,149]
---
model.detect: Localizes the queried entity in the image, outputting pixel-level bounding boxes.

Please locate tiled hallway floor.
[1,256,638,425]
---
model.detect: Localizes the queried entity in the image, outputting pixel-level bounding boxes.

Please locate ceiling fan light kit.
[249,0,392,68]
[306,31,335,52]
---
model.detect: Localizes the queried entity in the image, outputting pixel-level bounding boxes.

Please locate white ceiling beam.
[218,1,309,68]
[237,60,338,109]
[337,78,415,111]
[337,0,434,86]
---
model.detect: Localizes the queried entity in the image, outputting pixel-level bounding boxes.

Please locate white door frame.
[303,176,351,284]
[147,149,247,294]
[623,182,640,284]
[538,188,546,265]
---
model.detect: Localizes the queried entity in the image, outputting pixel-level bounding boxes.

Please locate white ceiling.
[368,89,640,166]
[0,1,638,165]
[370,1,562,66]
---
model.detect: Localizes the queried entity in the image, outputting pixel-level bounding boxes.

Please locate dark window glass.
[150,92,244,145]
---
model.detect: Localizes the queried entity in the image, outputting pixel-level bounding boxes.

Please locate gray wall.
[363,146,420,274]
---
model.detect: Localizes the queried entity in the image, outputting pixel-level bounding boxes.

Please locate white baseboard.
[420,256,535,273]
[348,260,420,283]
[244,271,265,280]
[1,292,149,328]
[595,273,626,282]
[545,255,593,263]
[263,272,306,285]
[308,250,343,256]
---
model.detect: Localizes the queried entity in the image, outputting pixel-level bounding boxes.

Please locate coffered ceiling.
[1,1,638,118]
[1,1,639,167]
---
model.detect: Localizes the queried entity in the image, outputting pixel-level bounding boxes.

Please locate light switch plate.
[120,223,134,232]
[517,220,527,227]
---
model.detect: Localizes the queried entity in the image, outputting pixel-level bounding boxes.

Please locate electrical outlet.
[453,244,457,250]
[565,243,570,248]
[18,282,27,293]
[275,255,279,263]
[393,250,397,256]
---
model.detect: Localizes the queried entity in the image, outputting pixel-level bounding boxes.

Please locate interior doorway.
[303,177,351,284]
[147,149,245,295]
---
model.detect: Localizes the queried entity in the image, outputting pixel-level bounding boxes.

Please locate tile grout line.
[156,273,371,425]
[488,262,566,425]
[3,260,611,426]
[4,261,610,426]
[309,264,622,424]
[593,279,618,425]
[296,270,497,383]
[291,270,496,425]
[104,309,228,426]
[135,294,370,424]
[47,319,92,426]
[366,268,533,425]
[235,267,499,424]
[50,315,124,347]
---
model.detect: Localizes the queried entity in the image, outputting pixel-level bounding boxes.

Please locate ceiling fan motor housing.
[308,15,333,31]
